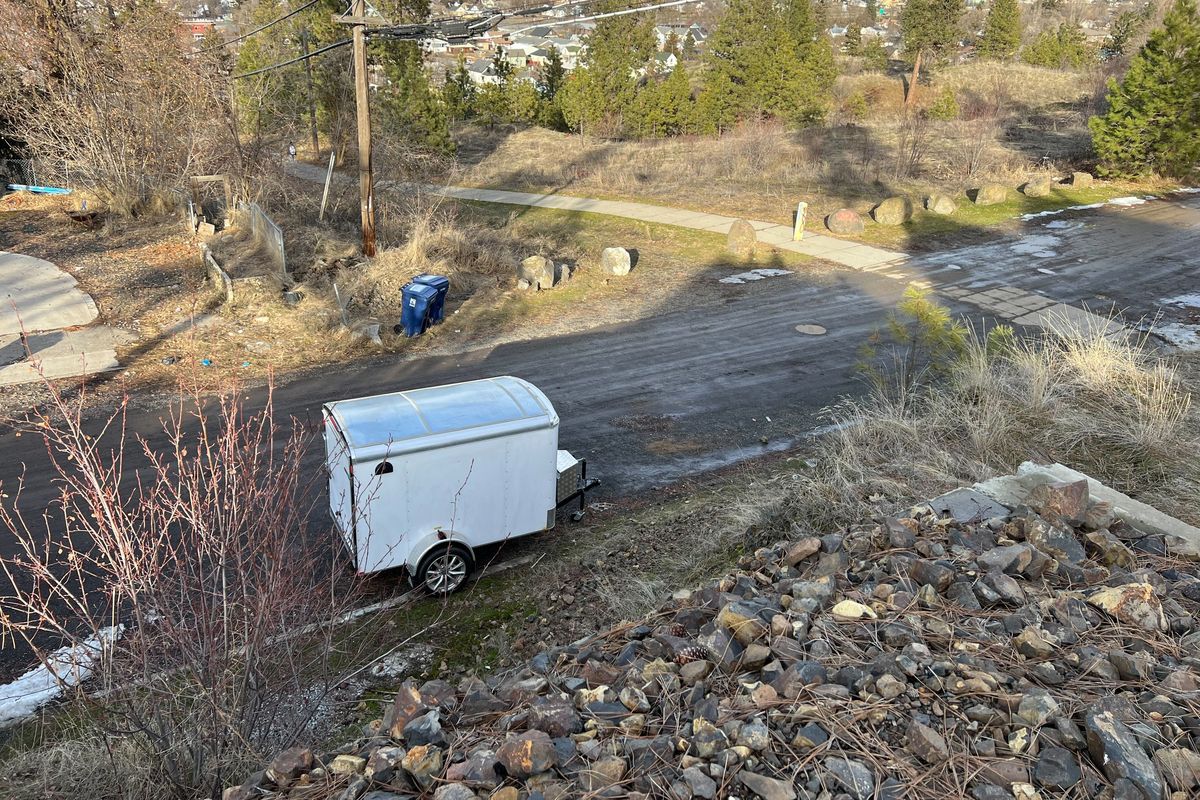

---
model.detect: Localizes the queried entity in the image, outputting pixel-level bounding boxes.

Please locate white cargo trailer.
[322,376,594,593]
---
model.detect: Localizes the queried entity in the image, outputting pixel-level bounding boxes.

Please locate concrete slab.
[976,461,1200,554]
[1011,303,1125,337]
[0,326,132,386]
[0,251,98,335]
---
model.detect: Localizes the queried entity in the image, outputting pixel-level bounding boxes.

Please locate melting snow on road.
[1163,293,1200,308]
[0,625,123,728]
[1037,268,1057,275]
[1044,220,1084,231]
[1108,196,1147,207]
[719,268,793,285]
[1151,323,1200,351]
[1010,234,1062,258]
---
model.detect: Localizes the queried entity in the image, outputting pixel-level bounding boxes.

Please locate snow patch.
[1010,234,1061,257]
[1037,268,1057,275]
[1107,196,1147,207]
[719,268,793,285]
[0,626,124,728]
[1163,293,1200,308]
[1151,323,1200,351]
[1178,187,1200,194]
[1044,220,1084,231]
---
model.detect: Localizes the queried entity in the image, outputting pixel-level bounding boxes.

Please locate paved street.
[0,190,1196,679]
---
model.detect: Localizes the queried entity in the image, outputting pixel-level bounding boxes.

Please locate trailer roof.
[324,376,558,458]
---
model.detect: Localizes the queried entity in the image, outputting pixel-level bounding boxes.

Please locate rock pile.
[227,479,1200,800]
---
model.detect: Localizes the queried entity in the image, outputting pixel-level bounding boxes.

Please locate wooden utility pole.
[350,0,376,256]
[299,29,321,158]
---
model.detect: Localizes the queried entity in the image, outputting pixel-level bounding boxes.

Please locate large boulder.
[727,219,757,257]
[825,208,865,235]
[871,196,913,226]
[972,184,1010,205]
[517,255,556,290]
[925,193,957,215]
[1067,171,1094,188]
[1022,177,1054,198]
[600,247,633,276]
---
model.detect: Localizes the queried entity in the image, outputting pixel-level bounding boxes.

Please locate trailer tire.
[415,543,474,595]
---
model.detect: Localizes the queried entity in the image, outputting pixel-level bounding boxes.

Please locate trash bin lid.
[411,273,449,289]
[402,282,439,299]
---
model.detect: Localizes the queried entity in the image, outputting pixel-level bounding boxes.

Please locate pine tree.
[1090,0,1200,177]
[702,0,834,127]
[1104,5,1151,60]
[1022,24,1093,69]
[977,0,1021,59]
[900,0,964,106]
[862,37,890,70]
[234,0,305,136]
[375,40,453,153]
[443,56,477,119]
[569,2,656,135]
[846,19,863,55]
[657,62,695,135]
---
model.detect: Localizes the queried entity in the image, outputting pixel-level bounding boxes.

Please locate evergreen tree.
[900,0,964,106]
[568,3,656,135]
[1090,0,1200,177]
[866,0,879,19]
[539,47,567,100]
[491,47,515,84]
[683,31,698,58]
[656,62,695,135]
[665,31,682,57]
[234,0,305,136]
[474,83,510,128]
[1022,23,1093,68]
[506,79,541,123]
[977,0,1021,59]
[443,56,477,119]
[1103,5,1151,59]
[845,19,863,55]
[375,40,453,153]
[862,35,890,70]
[702,0,834,127]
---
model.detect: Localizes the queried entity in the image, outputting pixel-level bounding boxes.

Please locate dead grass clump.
[786,326,1200,532]
[335,203,563,320]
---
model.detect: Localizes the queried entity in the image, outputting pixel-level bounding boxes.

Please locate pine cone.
[666,623,687,638]
[675,645,708,666]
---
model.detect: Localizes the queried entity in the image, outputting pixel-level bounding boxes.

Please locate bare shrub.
[0,380,369,798]
[0,3,240,213]
[893,113,932,179]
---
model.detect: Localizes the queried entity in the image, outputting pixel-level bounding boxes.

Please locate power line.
[199,0,323,52]
[232,37,352,79]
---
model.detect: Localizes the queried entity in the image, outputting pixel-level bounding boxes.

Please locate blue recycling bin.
[398,282,439,338]
[411,273,450,324]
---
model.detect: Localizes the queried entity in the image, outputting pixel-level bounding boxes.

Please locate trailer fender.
[406,531,476,577]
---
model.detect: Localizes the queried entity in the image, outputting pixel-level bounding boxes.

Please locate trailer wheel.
[415,544,474,595]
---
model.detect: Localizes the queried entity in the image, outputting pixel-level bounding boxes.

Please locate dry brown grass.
[784,326,1200,531]
[459,62,1101,227]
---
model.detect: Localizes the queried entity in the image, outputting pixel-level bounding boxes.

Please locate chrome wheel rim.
[425,552,467,593]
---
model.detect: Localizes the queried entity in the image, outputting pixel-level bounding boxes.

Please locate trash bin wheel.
[415,543,474,595]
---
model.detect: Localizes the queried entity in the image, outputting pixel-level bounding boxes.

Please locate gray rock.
[1068,171,1094,188]
[1084,709,1165,800]
[825,208,865,235]
[1022,177,1053,198]
[402,709,447,747]
[1153,747,1200,792]
[739,770,796,800]
[906,720,949,763]
[1026,519,1086,565]
[402,744,443,790]
[528,696,581,737]
[496,730,558,778]
[978,544,1034,575]
[982,571,1025,605]
[580,755,628,791]
[738,717,771,751]
[925,193,958,215]
[683,765,717,799]
[871,196,913,226]
[518,255,556,290]
[1027,479,1089,525]
[444,748,500,787]
[1017,689,1060,727]
[910,559,955,592]
[432,784,476,800]
[972,184,1009,205]
[824,756,875,800]
[1035,746,1082,789]
[727,219,757,257]
[600,247,633,276]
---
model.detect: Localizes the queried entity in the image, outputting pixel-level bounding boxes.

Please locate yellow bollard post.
[793,201,808,241]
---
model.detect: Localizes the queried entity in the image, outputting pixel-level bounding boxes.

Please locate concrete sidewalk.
[431,185,908,271]
[0,250,127,386]
[284,162,907,271]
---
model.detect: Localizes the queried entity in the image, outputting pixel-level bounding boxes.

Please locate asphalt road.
[0,191,1197,680]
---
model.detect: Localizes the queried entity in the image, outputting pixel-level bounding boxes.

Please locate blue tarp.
[6,184,72,195]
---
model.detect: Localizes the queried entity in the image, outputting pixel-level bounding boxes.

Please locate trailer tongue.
[323,376,596,594]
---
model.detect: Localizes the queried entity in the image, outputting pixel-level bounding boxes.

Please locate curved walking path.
[0,250,126,386]
[431,185,908,270]
[285,161,907,270]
